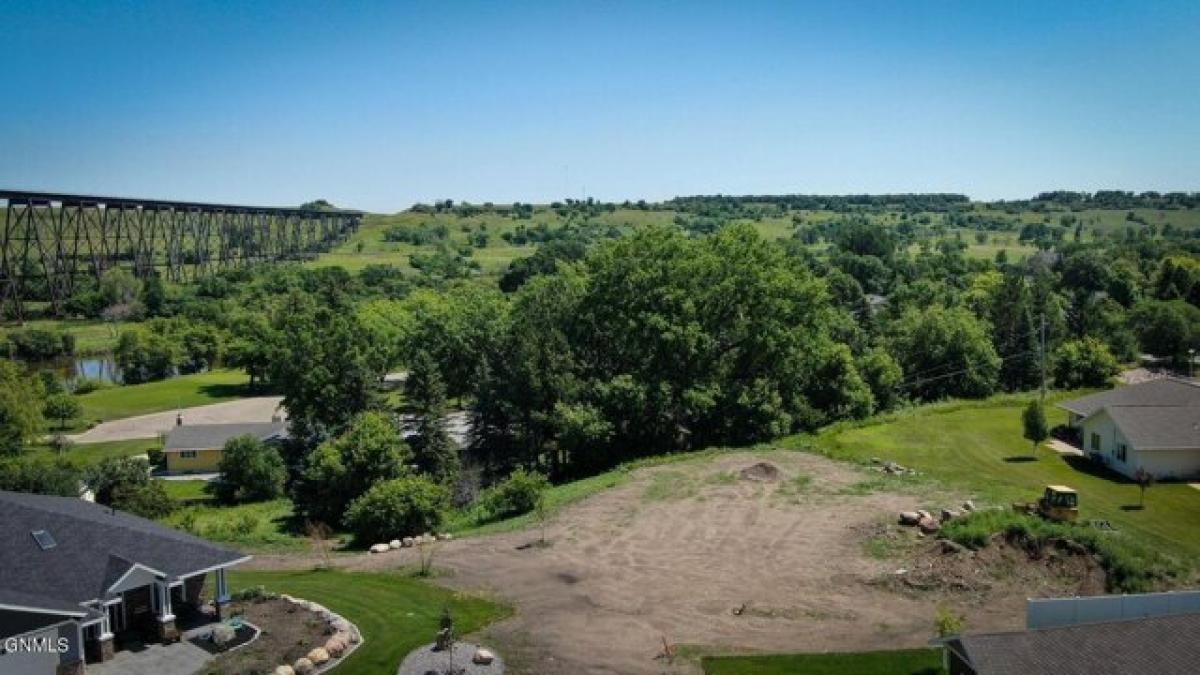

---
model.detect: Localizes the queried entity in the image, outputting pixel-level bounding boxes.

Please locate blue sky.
[1,1,1197,212]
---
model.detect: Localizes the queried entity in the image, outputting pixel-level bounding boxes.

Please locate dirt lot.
[251,450,1103,674]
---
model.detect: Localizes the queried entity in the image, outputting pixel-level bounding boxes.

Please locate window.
[1116,443,1127,462]
[180,450,197,459]
[31,529,57,550]
[1090,433,1101,452]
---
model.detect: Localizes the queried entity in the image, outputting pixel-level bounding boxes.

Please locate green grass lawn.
[74,368,252,427]
[808,392,1200,564]
[2,318,130,355]
[159,479,215,504]
[227,569,510,675]
[29,437,159,465]
[702,649,944,675]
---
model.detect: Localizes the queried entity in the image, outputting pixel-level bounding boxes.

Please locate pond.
[21,354,123,386]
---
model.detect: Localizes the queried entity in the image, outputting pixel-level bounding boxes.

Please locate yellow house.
[163,422,287,474]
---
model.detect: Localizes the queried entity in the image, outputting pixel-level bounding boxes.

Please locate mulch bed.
[197,597,331,675]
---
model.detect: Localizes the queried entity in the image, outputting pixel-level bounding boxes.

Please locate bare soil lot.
[252,450,1101,674]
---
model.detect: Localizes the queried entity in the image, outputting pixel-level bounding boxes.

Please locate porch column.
[154,581,179,643]
[97,609,114,661]
[215,568,230,619]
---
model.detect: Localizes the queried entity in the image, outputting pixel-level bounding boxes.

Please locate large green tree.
[889,305,1001,400]
[297,412,413,526]
[404,350,460,488]
[0,361,45,455]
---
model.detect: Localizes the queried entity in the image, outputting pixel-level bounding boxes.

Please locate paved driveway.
[87,639,213,675]
[69,397,285,443]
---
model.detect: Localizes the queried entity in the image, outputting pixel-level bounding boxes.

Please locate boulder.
[307,647,330,665]
[369,543,390,554]
[275,666,295,675]
[941,539,969,555]
[324,637,346,657]
[293,658,314,675]
[918,516,940,534]
[211,624,236,647]
[437,533,452,541]
[473,647,496,665]
[402,537,414,547]
[348,627,362,644]
[962,500,975,512]
[916,510,933,521]
[940,508,961,522]
[899,511,921,526]
[389,539,401,549]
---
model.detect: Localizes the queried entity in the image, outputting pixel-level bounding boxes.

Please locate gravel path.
[69,396,285,443]
[397,642,503,675]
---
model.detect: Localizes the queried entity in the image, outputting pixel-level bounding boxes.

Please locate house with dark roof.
[943,612,1200,675]
[1057,378,1200,480]
[163,421,287,474]
[0,490,248,674]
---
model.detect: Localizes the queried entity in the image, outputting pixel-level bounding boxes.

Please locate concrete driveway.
[86,639,213,675]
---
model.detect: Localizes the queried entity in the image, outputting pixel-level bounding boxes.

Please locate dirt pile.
[883,532,1107,602]
[738,461,781,482]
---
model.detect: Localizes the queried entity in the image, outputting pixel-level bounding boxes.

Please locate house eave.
[0,602,87,618]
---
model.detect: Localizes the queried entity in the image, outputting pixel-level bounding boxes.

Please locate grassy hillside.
[74,368,252,427]
[806,393,1200,563]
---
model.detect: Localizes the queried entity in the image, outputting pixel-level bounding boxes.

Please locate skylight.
[31,529,56,550]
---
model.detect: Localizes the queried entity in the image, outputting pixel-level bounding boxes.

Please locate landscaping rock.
[917,510,933,521]
[324,637,346,657]
[369,543,390,554]
[402,537,414,547]
[940,508,961,522]
[738,462,781,482]
[962,500,975,512]
[293,658,314,674]
[348,627,361,644]
[389,539,401,549]
[307,647,330,665]
[211,624,236,647]
[918,516,940,534]
[899,511,921,526]
[473,647,496,665]
[437,533,452,540]
[275,666,294,675]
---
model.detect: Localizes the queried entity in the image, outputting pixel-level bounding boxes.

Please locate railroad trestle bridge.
[0,190,362,318]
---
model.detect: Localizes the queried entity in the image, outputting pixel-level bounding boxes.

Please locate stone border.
[273,595,365,675]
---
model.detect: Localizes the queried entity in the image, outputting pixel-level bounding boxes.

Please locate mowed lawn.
[812,393,1200,563]
[702,649,944,675]
[228,570,510,675]
[74,368,251,426]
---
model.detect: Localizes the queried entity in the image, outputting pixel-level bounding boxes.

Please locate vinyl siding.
[165,448,223,473]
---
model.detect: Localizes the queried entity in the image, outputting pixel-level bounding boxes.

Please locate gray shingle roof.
[951,612,1200,675]
[1057,378,1200,417]
[0,490,247,616]
[1104,405,1200,449]
[164,422,287,452]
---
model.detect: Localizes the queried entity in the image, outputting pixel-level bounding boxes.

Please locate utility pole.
[1039,313,1047,402]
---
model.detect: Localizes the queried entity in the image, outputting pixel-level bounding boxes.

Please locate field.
[808,393,1200,563]
[162,498,313,552]
[226,569,510,675]
[73,368,251,428]
[29,437,159,465]
[1,318,130,355]
[701,648,944,675]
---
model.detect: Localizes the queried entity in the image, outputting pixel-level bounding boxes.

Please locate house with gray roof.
[1057,378,1200,480]
[943,612,1200,675]
[0,490,247,674]
[162,421,287,474]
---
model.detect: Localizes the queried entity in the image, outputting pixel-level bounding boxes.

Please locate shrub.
[1052,338,1120,389]
[215,435,286,503]
[7,329,72,359]
[72,378,106,395]
[43,393,82,430]
[111,481,176,519]
[232,512,261,536]
[0,455,81,496]
[476,468,551,521]
[232,585,278,602]
[344,476,449,544]
[83,456,153,505]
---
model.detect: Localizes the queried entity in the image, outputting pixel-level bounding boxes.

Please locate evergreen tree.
[406,350,460,487]
[991,273,1041,392]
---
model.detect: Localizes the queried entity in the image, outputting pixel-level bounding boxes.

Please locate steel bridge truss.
[0,190,361,318]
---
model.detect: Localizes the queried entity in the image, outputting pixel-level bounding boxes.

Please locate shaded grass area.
[161,498,319,551]
[227,569,511,675]
[701,649,944,675]
[74,368,252,427]
[806,392,1200,565]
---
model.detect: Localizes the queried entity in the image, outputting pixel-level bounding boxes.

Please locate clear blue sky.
[2,1,1197,212]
